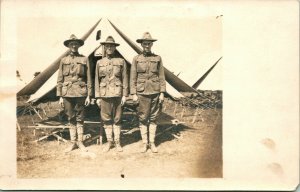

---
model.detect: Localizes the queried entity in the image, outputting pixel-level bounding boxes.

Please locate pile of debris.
[177,90,222,109]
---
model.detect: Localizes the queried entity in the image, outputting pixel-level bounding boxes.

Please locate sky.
[10,0,222,91]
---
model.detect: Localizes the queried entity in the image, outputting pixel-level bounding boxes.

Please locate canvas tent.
[20,18,222,106]
[22,19,191,106]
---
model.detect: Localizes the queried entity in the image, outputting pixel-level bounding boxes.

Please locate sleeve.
[94,62,100,98]
[86,57,93,97]
[158,56,166,93]
[122,60,129,97]
[56,59,64,96]
[130,56,138,94]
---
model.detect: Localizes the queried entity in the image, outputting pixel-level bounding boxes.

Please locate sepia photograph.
[16,16,223,178]
[0,0,299,190]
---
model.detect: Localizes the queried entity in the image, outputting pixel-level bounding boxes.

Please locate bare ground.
[17,100,222,178]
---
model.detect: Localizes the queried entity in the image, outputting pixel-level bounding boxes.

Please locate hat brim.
[100,42,120,46]
[64,39,84,47]
[136,39,157,43]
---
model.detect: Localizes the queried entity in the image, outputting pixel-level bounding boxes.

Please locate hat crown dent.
[64,34,84,47]
[69,34,78,40]
[100,36,120,46]
[105,36,116,43]
[137,32,157,43]
[142,32,152,40]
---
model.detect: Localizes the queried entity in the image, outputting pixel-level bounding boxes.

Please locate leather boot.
[140,123,148,153]
[103,124,113,152]
[65,125,77,153]
[113,125,123,152]
[149,123,158,153]
[77,122,88,152]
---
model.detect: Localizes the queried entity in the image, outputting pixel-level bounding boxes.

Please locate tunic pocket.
[113,63,122,77]
[61,82,70,96]
[150,61,158,73]
[151,78,160,92]
[78,82,87,95]
[99,82,106,96]
[137,62,146,73]
[62,64,70,75]
[115,81,122,95]
[98,65,106,77]
[137,79,146,92]
[77,62,86,77]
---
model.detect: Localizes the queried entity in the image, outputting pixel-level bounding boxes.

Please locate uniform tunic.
[130,52,166,125]
[95,56,128,125]
[56,52,92,123]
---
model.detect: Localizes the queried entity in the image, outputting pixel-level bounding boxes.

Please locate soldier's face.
[141,41,153,53]
[68,41,80,53]
[105,44,116,55]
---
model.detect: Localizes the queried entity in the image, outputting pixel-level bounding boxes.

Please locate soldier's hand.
[85,96,91,106]
[96,99,101,107]
[121,96,127,106]
[159,93,164,104]
[132,94,138,102]
[59,97,64,108]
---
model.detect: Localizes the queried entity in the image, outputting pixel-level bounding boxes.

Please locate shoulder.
[133,54,142,60]
[79,54,88,61]
[97,57,108,65]
[113,57,125,62]
[78,53,86,58]
[152,53,161,60]
[61,56,68,62]
[133,54,144,62]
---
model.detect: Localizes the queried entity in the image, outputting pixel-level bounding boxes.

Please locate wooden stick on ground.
[173,103,177,115]
[16,121,21,131]
[192,108,199,123]
[156,125,177,137]
[180,107,186,118]
[32,106,43,120]
[123,127,140,135]
[33,130,60,142]
[53,133,68,143]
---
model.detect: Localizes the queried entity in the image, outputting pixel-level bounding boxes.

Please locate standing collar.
[143,51,153,57]
[69,52,80,57]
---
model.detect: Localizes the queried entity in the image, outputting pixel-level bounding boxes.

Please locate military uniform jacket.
[95,56,128,98]
[130,53,166,95]
[57,53,92,97]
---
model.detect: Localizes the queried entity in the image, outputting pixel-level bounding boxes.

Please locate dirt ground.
[17,99,222,178]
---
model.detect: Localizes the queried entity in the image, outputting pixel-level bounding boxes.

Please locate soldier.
[57,34,92,153]
[95,36,128,152]
[130,32,166,153]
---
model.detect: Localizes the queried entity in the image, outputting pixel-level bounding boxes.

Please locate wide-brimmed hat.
[136,32,157,43]
[63,34,84,47]
[100,36,120,46]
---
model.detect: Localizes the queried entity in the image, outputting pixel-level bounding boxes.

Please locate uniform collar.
[69,52,80,57]
[143,51,153,57]
[106,54,116,60]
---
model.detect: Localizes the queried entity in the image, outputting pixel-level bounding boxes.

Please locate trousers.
[137,94,161,126]
[100,97,122,125]
[63,97,86,124]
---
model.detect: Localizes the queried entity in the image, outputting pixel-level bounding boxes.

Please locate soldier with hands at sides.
[130,32,166,153]
[57,34,92,153]
[95,36,128,153]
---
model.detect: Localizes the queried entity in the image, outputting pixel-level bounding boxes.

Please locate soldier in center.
[130,32,166,153]
[95,36,128,152]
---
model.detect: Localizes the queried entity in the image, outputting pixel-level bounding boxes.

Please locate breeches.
[137,94,161,125]
[100,97,122,125]
[63,97,86,124]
